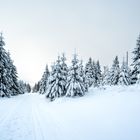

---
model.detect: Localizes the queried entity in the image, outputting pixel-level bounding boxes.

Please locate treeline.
[1,33,140,100]
[0,33,31,97]
[33,34,140,101]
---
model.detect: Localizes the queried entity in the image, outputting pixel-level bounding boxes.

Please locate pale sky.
[0,0,140,85]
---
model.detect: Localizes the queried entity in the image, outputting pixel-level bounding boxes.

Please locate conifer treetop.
[0,32,5,47]
[61,53,66,62]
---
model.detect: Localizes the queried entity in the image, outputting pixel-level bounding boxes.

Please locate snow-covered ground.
[0,85,140,140]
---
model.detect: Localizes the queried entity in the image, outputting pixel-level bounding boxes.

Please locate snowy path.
[0,94,34,140]
[0,86,140,140]
[0,94,63,140]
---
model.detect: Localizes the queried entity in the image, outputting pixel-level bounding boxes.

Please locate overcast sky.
[1,0,140,85]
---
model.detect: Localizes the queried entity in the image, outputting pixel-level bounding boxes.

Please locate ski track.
[32,95,61,140]
[0,94,65,140]
[0,94,34,140]
[0,97,23,126]
[31,97,46,140]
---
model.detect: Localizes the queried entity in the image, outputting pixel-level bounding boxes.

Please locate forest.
[0,33,140,101]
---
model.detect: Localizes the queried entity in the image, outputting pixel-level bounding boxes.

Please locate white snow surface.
[0,85,140,140]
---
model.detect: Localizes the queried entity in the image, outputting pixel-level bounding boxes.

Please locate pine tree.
[95,60,102,87]
[46,56,64,101]
[66,54,85,97]
[7,53,22,95]
[26,83,31,93]
[118,61,131,86]
[32,82,40,93]
[102,66,110,86]
[18,80,26,94]
[0,33,21,97]
[18,81,31,93]
[136,74,140,84]
[109,56,120,85]
[0,35,10,97]
[131,34,140,84]
[85,58,95,90]
[79,60,85,84]
[39,65,50,94]
[60,53,68,96]
[92,61,97,87]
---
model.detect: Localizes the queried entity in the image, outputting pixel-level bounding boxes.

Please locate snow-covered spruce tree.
[7,52,22,95]
[118,60,131,86]
[32,82,40,93]
[0,33,21,97]
[109,56,120,85]
[60,53,68,96]
[26,83,31,93]
[79,60,85,84]
[39,65,50,94]
[94,60,102,87]
[66,54,85,97]
[85,58,94,90]
[18,80,31,93]
[46,56,64,101]
[18,80,26,94]
[137,74,140,84]
[91,61,97,87]
[0,34,10,97]
[131,34,140,84]
[102,66,110,86]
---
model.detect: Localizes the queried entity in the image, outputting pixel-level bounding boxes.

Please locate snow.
[0,85,140,140]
